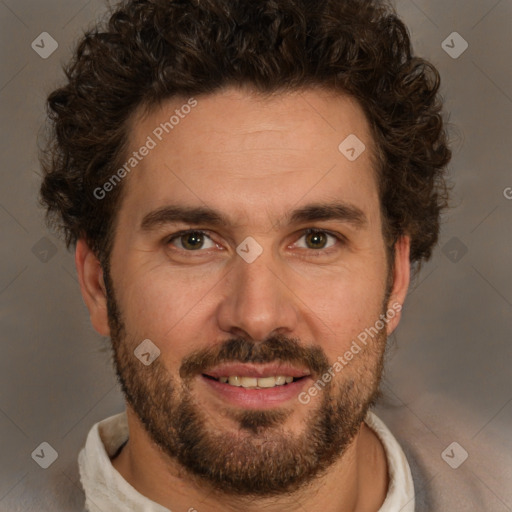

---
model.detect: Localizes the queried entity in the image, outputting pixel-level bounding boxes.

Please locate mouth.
[199,363,312,408]
[203,374,305,389]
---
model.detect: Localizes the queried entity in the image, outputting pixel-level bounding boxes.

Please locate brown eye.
[170,231,215,251]
[304,231,329,249]
[293,230,340,251]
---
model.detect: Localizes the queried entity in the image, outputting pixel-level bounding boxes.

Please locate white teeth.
[240,376,258,387]
[219,375,296,388]
[257,376,279,388]
[228,376,241,386]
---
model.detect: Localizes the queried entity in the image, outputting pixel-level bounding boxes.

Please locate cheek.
[294,267,387,358]
[116,263,223,364]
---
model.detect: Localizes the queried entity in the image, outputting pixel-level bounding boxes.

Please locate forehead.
[118,87,380,230]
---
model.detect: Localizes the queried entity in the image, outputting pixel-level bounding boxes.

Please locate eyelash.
[165,228,346,254]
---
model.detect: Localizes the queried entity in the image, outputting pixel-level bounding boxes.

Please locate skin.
[75,86,410,512]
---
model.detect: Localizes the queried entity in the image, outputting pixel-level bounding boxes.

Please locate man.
[39,0,451,510]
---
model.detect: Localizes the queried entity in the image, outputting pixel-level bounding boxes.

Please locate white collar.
[78,410,414,511]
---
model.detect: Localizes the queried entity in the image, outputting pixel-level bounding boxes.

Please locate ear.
[75,238,110,336]
[385,235,411,336]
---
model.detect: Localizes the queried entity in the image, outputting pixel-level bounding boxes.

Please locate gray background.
[0,0,510,510]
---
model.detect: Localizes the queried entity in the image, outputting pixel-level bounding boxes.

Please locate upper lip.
[203,363,311,379]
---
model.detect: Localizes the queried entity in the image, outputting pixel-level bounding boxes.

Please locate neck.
[111,407,388,512]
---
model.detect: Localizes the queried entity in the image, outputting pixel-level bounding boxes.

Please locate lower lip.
[200,375,311,409]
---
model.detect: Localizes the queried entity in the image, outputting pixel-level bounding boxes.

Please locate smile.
[204,375,303,389]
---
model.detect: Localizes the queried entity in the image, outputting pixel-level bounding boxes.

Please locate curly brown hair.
[39,0,451,269]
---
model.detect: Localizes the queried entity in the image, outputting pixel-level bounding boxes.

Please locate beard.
[103,267,388,497]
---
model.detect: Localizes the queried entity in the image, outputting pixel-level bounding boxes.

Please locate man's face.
[101,87,402,494]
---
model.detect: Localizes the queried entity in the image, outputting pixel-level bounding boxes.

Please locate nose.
[215,250,300,342]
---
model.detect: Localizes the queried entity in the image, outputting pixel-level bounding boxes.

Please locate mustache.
[179,334,331,380]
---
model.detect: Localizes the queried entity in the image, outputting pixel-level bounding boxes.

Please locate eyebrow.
[139,201,367,232]
[140,206,227,231]
[287,202,367,228]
